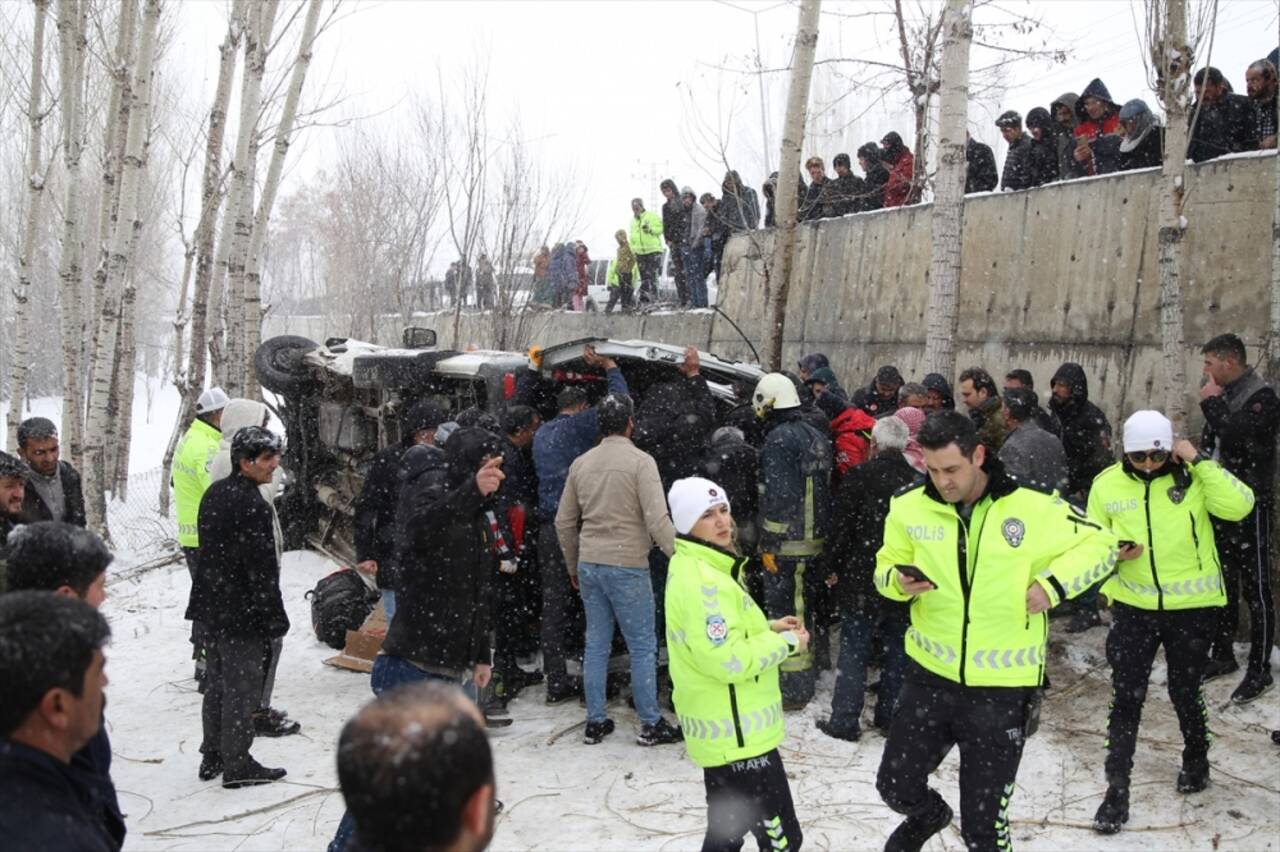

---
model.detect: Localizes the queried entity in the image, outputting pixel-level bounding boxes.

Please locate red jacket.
[574,250,590,297]
[884,150,915,207]
[1073,113,1120,175]
[830,406,878,479]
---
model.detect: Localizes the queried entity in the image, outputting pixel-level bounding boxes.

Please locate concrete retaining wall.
[265,152,1277,427]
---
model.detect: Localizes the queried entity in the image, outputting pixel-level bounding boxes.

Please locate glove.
[762,553,778,574]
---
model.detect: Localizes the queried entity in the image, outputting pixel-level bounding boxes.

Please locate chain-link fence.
[107,465,180,570]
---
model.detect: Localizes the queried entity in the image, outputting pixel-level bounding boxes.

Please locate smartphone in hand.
[1117,540,1137,550]
[896,564,937,589]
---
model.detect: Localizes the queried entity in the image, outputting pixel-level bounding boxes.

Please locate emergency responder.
[172,387,229,682]
[875,410,1118,851]
[753,372,832,710]
[664,476,807,852]
[1087,411,1254,834]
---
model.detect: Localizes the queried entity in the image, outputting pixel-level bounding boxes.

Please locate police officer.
[665,477,807,852]
[1087,411,1254,834]
[875,411,1117,852]
[753,373,832,710]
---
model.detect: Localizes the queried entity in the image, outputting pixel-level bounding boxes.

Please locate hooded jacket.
[1050,92,1084,179]
[1025,108,1062,186]
[662,191,689,247]
[1073,79,1122,175]
[922,373,955,410]
[815,392,876,478]
[700,430,760,547]
[1117,99,1164,171]
[965,137,998,193]
[1048,363,1114,496]
[383,429,500,673]
[881,133,915,207]
[857,144,889,211]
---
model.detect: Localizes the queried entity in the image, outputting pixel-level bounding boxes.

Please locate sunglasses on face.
[1127,450,1169,463]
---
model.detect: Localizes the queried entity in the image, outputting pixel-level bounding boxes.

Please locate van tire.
[255,335,319,394]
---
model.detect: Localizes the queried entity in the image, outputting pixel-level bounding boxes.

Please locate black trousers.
[538,525,584,690]
[1105,603,1214,784]
[702,749,802,852]
[877,665,1028,852]
[605,272,634,314]
[201,632,270,773]
[636,253,662,303]
[183,547,209,675]
[1211,497,1275,674]
[668,242,688,305]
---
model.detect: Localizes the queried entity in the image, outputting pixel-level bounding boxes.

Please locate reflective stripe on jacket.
[173,419,221,547]
[876,459,1119,687]
[628,210,664,255]
[1088,458,1253,611]
[758,413,832,556]
[666,536,791,769]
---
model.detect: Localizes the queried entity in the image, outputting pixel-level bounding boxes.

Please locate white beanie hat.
[196,387,230,415]
[1123,410,1173,453]
[667,477,731,535]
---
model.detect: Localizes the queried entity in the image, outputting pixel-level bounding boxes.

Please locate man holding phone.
[872,411,1118,852]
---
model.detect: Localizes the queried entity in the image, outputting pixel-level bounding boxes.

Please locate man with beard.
[15,418,85,526]
[0,451,31,547]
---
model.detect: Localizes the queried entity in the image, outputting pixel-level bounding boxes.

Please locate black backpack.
[306,568,379,650]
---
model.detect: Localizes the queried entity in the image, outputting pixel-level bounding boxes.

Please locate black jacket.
[965,139,998,193]
[1048,363,1113,498]
[1001,135,1036,191]
[799,179,828,221]
[353,442,409,583]
[859,163,888,211]
[20,461,86,527]
[1200,367,1280,496]
[0,739,118,852]
[1188,93,1260,163]
[700,432,759,532]
[1119,126,1164,171]
[663,195,689,247]
[383,429,498,671]
[634,374,718,492]
[1028,136,1059,186]
[827,449,919,614]
[851,381,899,419]
[186,472,289,638]
[921,373,955,410]
[758,410,832,554]
[71,717,124,851]
[823,172,864,217]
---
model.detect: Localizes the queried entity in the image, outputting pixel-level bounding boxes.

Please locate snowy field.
[103,551,1279,852]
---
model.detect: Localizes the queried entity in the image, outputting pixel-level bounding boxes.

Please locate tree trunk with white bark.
[81,0,162,535]
[765,0,821,371]
[923,0,972,378]
[7,0,50,451]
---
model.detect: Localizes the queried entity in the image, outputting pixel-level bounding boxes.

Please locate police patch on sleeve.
[1002,518,1025,548]
[706,614,728,646]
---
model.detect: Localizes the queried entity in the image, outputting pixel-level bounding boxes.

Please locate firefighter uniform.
[874,459,1118,850]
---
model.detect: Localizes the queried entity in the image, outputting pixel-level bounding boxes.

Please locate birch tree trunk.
[160,0,243,517]
[81,0,162,535]
[764,0,821,371]
[55,0,88,467]
[6,0,50,451]
[243,0,322,399]
[923,0,972,378]
[221,0,280,397]
[1155,0,1191,432]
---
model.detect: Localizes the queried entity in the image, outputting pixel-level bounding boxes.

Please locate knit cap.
[1123,410,1173,453]
[667,477,731,535]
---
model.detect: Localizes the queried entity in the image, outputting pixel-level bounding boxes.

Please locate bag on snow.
[306,568,379,650]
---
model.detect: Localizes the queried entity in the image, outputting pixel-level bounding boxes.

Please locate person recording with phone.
[872,411,1118,852]
[1085,412,1254,835]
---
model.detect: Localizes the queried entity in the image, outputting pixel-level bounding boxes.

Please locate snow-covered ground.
[103,550,1279,852]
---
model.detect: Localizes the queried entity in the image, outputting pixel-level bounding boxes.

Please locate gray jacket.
[999,421,1069,495]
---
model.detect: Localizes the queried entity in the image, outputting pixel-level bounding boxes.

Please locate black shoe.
[1230,671,1273,704]
[1202,658,1239,683]
[545,679,583,706]
[636,717,683,746]
[1066,608,1102,633]
[885,799,953,852]
[222,760,287,788]
[1271,730,1280,745]
[583,718,615,745]
[1092,785,1129,834]
[1177,755,1210,794]
[198,752,223,781]
[254,708,301,737]
[816,718,861,742]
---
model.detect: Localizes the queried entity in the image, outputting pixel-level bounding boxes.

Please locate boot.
[222,758,287,788]
[1092,785,1129,834]
[583,718,615,745]
[884,798,953,852]
[636,717,683,746]
[816,718,861,742]
[197,752,223,782]
[1230,670,1273,704]
[1177,753,1210,793]
[253,707,301,738]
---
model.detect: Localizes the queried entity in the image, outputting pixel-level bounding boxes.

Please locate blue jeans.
[578,562,660,725]
[829,609,908,732]
[381,589,396,623]
[683,245,708,308]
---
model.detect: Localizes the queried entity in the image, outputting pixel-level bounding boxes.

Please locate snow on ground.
[105,550,1280,852]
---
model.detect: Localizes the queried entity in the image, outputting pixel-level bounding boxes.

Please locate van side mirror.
[402,327,437,349]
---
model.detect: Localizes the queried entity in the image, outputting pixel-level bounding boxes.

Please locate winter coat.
[1073,80,1123,175]
[1048,362,1114,498]
[173,418,221,547]
[186,471,289,638]
[353,442,411,586]
[574,248,590,298]
[208,399,283,562]
[921,373,956,410]
[884,149,915,207]
[827,449,919,614]
[965,138,998,193]
[532,367,629,519]
[824,402,877,479]
[1050,92,1084,179]
[1025,107,1064,186]
[1001,134,1037,191]
[629,210,664,255]
[758,410,832,558]
[549,245,577,293]
[72,718,124,850]
[633,374,718,492]
[851,380,899,419]
[1200,367,1280,495]
[686,202,707,245]
[497,436,538,553]
[799,178,827,222]
[383,429,499,672]
[20,460,86,527]
[1119,125,1164,171]
[613,230,637,275]
[725,172,760,229]
[998,421,1069,495]
[971,396,1008,452]
[717,189,751,233]
[0,739,117,852]
[826,172,864,216]
[1090,456,1254,611]
[700,432,760,548]
[1255,93,1278,142]
[532,250,550,279]
[877,457,1119,687]
[859,162,889,211]
[1188,92,1260,163]
[663,196,689,247]
[665,536,791,769]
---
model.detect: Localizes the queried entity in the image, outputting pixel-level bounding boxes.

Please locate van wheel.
[255,335,318,394]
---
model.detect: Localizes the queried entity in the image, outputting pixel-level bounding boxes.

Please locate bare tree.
[765,0,821,371]
[6,0,50,451]
[923,0,972,378]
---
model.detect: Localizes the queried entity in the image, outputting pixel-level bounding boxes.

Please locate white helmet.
[752,373,801,418]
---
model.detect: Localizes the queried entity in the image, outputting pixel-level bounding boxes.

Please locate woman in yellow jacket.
[1086,410,1254,834]
[665,477,808,852]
